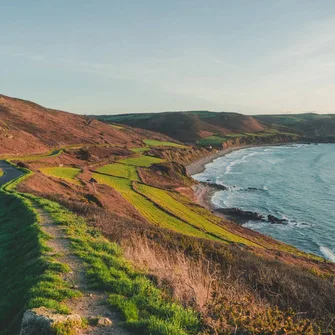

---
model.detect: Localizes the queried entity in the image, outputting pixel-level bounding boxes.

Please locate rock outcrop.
[20,308,82,335]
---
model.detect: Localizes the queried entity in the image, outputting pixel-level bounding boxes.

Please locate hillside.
[93,111,266,142]
[255,113,335,141]
[1,96,335,334]
[0,94,174,156]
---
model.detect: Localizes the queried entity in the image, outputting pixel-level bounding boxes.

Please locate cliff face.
[222,134,299,149]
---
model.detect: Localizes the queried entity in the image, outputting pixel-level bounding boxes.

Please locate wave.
[320,246,335,262]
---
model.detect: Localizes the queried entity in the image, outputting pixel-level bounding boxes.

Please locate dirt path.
[35,206,130,335]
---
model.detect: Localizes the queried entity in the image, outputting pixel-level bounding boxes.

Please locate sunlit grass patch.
[92,174,213,239]
[110,124,124,130]
[120,156,164,167]
[33,196,201,335]
[40,167,82,185]
[198,135,227,147]
[96,163,139,181]
[130,147,150,153]
[0,169,3,178]
[143,139,187,148]
[135,183,259,246]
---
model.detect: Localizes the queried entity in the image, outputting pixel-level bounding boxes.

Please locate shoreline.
[188,144,258,217]
[187,142,299,217]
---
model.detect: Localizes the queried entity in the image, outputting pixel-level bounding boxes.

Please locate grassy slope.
[143,139,187,148]
[40,167,82,185]
[135,183,258,246]
[120,156,164,167]
[96,163,140,181]
[92,173,213,240]
[0,179,78,335]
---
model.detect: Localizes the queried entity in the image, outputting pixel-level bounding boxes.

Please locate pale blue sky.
[1,0,335,114]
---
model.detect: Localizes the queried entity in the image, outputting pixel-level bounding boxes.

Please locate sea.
[193,143,335,261]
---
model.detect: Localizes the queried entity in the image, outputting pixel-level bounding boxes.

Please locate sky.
[1,0,335,115]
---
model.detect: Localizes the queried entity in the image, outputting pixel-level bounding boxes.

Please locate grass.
[143,139,187,148]
[120,156,164,167]
[131,147,151,153]
[0,177,78,335]
[2,149,63,162]
[92,174,213,240]
[32,196,201,335]
[110,124,124,130]
[0,169,3,178]
[197,135,227,147]
[40,167,82,185]
[96,163,139,181]
[135,183,259,247]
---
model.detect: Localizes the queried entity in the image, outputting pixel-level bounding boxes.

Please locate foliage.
[197,136,227,147]
[92,174,211,239]
[0,181,77,335]
[120,156,164,167]
[40,167,82,185]
[96,163,139,181]
[131,147,151,153]
[135,183,258,246]
[32,197,201,335]
[143,139,187,148]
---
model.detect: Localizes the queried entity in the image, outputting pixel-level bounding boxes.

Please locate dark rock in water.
[205,182,227,191]
[216,208,264,223]
[206,179,211,182]
[268,214,288,225]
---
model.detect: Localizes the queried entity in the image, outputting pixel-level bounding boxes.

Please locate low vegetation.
[120,155,164,167]
[30,195,202,335]
[40,167,82,185]
[0,180,78,335]
[143,139,187,148]
[0,168,3,177]
[92,173,211,239]
[96,163,139,181]
[131,147,151,153]
[197,135,227,147]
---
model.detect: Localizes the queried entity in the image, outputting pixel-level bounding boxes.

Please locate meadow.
[40,167,82,185]
[96,163,139,181]
[120,156,164,167]
[143,139,187,148]
[91,173,211,239]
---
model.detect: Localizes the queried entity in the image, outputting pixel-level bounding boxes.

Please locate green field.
[120,156,164,167]
[130,147,150,153]
[143,139,187,148]
[135,183,258,246]
[40,167,82,185]
[198,135,227,147]
[110,124,124,130]
[96,163,139,181]
[92,174,214,240]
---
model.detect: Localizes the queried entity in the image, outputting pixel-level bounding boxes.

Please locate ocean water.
[193,144,335,261]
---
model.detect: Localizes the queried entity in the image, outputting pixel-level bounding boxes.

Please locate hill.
[0,94,173,156]
[254,113,335,141]
[93,111,301,148]
[1,95,335,334]
[93,111,266,142]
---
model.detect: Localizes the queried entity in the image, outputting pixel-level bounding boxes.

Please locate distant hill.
[93,111,265,143]
[94,111,335,144]
[0,94,168,156]
[254,113,335,141]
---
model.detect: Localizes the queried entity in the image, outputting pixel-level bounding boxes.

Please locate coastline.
[187,143,296,217]
[188,144,262,213]
[186,145,254,176]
